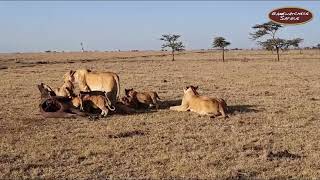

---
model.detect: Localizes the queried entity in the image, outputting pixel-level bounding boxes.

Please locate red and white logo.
[269,7,313,25]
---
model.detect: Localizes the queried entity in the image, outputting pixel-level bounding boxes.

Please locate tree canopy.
[250,21,283,40]
[212,37,231,49]
[160,34,185,52]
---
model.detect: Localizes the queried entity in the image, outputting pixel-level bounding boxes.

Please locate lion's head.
[125,88,137,98]
[63,70,75,83]
[120,96,138,108]
[64,69,92,84]
[184,85,199,95]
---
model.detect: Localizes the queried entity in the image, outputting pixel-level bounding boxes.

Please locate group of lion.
[40,69,228,119]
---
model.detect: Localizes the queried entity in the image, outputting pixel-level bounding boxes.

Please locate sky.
[0,1,319,53]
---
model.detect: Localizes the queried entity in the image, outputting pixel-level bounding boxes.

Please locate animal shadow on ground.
[266,150,302,161]
[86,110,159,121]
[83,104,159,121]
[158,99,182,109]
[108,130,145,138]
[159,100,262,115]
[227,105,262,114]
[227,169,258,180]
[0,66,8,70]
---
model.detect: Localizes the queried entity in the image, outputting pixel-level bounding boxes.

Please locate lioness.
[55,80,75,98]
[169,86,228,118]
[64,69,120,105]
[72,91,115,117]
[125,88,161,109]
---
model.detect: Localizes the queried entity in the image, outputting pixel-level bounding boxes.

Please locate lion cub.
[125,88,161,109]
[55,80,75,98]
[170,86,228,118]
[120,96,139,109]
[72,91,115,117]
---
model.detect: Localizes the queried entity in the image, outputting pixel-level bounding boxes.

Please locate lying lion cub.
[55,80,75,98]
[72,91,115,117]
[125,88,161,109]
[170,86,228,118]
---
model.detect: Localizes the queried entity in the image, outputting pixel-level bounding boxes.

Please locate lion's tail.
[115,74,120,101]
[104,92,116,111]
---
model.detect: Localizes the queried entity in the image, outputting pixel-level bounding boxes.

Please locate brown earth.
[0,50,320,179]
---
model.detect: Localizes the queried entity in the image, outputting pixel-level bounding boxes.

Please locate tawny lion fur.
[72,92,115,117]
[170,86,227,118]
[64,69,120,105]
[125,88,161,109]
[55,80,75,98]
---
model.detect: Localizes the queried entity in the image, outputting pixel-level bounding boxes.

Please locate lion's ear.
[183,87,187,93]
[86,69,92,72]
[195,86,199,90]
[69,70,75,76]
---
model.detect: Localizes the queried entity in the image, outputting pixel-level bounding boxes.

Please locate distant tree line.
[159,21,320,62]
[55,22,318,62]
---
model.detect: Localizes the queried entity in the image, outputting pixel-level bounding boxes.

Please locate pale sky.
[0,1,319,53]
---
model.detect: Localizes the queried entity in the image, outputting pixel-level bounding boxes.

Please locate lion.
[169,86,228,118]
[120,96,139,109]
[71,91,115,117]
[64,69,120,106]
[55,80,75,98]
[125,88,161,109]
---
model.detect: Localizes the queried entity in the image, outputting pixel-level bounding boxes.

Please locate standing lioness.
[64,69,120,106]
[170,86,228,118]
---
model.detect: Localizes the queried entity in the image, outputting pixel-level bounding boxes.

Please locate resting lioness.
[72,91,115,117]
[55,80,75,98]
[125,88,161,109]
[169,86,228,118]
[64,69,120,106]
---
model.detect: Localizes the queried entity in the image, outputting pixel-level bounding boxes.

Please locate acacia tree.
[250,21,285,61]
[160,34,185,61]
[212,37,231,62]
[259,38,289,52]
[287,38,304,54]
[259,37,304,55]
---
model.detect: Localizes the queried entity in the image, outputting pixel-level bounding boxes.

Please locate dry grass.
[0,50,320,179]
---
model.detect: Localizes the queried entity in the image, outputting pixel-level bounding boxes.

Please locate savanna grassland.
[0,50,320,179]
